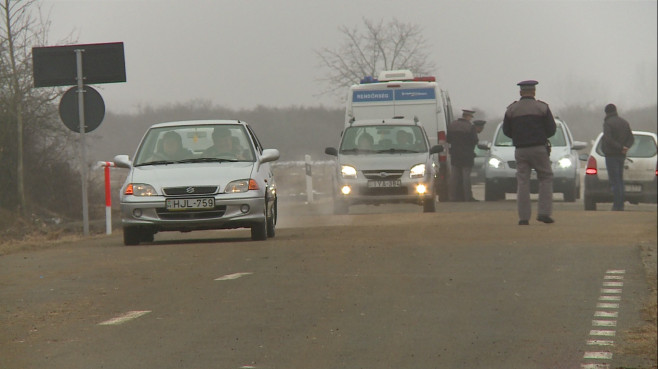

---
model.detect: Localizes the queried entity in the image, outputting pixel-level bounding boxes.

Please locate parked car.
[581,130,657,210]
[479,118,587,202]
[114,120,279,245]
[324,117,443,214]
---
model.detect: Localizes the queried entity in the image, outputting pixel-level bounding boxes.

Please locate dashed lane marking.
[215,272,253,281]
[99,310,151,326]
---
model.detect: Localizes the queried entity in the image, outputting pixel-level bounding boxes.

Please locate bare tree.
[316,17,435,97]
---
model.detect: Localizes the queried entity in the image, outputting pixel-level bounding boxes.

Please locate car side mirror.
[259,149,280,164]
[572,141,587,151]
[325,147,338,156]
[113,154,132,168]
[578,153,589,161]
[477,141,491,150]
[430,145,444,154]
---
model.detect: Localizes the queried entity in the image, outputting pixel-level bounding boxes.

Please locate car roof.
[148,120,247,129]
[349,118,418,127]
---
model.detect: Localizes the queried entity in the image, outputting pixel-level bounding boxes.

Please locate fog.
[42,0,657,118]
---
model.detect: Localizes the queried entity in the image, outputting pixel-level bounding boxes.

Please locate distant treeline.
[91,100,657,163]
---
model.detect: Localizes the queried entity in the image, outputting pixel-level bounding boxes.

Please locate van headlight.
[487,156,505,169]
[557,156,573,168]
[341,165,357,179]
[410,164,426,178]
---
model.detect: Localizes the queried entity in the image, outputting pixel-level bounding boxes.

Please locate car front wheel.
[123,226,141,246]
[584,194,597,211]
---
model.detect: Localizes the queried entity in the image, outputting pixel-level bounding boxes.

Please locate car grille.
[362,170,404,180]
[507,161,553,169]
[163,186,218,196]
[156,205,227,220]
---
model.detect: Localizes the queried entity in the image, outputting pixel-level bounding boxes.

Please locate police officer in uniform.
[503,80,557,225]
[448,109,479,202]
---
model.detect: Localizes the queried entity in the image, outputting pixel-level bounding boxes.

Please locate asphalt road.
[1,194,656,369]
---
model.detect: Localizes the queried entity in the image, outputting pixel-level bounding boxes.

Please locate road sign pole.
[75,49,90,236]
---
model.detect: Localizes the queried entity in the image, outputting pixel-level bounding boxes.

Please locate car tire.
[333,198,349,215]
[251,219,267,241]
[584,194,597,211]
[423,194,437,213]
[266,200,276,238]
[123,226,141,246]
[484,182,504,201]
[140,230,155,243]
[563,181,577,202]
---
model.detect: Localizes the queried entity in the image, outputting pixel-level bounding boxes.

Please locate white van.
[345,70,455,201]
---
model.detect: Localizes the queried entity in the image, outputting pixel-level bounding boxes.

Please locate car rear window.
[595,134,657,158]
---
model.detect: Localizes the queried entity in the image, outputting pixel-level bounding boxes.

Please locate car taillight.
[585,156,598,175]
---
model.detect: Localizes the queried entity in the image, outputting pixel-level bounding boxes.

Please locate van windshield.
[340,125,428,154]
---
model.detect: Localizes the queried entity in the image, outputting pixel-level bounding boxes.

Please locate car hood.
[338,152,430,170]
[490,145,572,161]
[127,162,255,188]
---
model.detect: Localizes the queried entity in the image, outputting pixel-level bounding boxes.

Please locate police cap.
[461,109,475,116]
[517,80,538,90]
[472,120,486,126]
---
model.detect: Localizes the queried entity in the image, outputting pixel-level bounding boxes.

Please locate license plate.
[367,180,402,188]
[624,184,641,192]
[530,170,537,180]
[166,197,215,211]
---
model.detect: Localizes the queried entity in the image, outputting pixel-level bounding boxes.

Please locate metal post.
[305,154,314,203]
[75,49,89,236]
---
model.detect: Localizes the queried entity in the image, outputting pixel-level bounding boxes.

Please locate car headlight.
[341,165,357,179]
[487,156,505,169]
[410,164,426,178]
[225,179,258,193]
[557,156,573,168]
[125,183,157,196]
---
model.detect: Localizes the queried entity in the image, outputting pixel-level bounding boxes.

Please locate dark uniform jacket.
[601,113,634,157]
[447,118,478,167]
[502,97,556,148]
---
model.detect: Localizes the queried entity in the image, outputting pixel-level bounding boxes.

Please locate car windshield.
[596,134,657,158]
[133,124,255,166]
[494,123,567,147]
[339,125,428,154]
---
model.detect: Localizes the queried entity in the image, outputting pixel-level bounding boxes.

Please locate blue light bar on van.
[360,76,379,84]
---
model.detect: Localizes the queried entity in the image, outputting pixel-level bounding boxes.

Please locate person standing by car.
[503,80,557,225]
[600,103,634,211]
[448,109,479,202]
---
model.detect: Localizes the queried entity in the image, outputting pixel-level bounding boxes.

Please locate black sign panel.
[59,86,106,133]
[33,42,126,87]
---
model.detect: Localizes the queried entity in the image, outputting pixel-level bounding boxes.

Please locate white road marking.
[602,281,623,287]
[596,302,619,309]
[99,310,151,326]
[583,351,613,359]
[605,269,625,274]
[600,288,622,294]
[594,311,618,318]
[603,275,624,280]
[581,364,610,369]
[589,330,616,336]
[598,295,621,301]
[215,272,253,281]
[592,320,617,327]
[587,339,615,346]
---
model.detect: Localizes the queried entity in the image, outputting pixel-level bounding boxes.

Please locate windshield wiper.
[340,148,375,154]
[135,160,176,167]
[377,148,421,153]
[178,157,239,163]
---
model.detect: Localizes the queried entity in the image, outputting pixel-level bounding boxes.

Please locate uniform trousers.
[605,156,626,211]
[449,165,473,201]
[514,145,553,221]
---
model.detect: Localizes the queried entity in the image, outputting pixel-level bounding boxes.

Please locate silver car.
[324,118,443,213]
[480,118,586,202]
[114,120,279,245]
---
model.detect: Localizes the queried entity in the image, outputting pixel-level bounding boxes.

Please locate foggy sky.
[42,0,657,119]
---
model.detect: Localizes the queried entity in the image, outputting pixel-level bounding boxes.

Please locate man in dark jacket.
[601,103,634,211]
[448,109,479,202]
[503,80,557,225]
